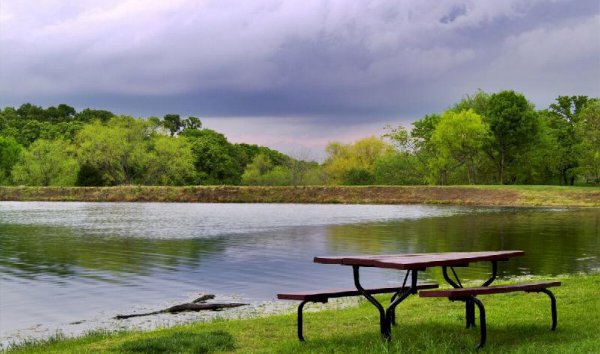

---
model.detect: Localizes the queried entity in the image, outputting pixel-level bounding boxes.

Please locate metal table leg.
[352,265,389,338]
[442,261,498,329]
[352,265,417,340]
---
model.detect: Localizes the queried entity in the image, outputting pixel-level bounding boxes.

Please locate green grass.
[6,273,600,353]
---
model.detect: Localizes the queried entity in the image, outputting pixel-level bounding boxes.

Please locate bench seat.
[419,281,561,349]
[278,283,438,301]
[419,281,561,298]
[278,283,438,341]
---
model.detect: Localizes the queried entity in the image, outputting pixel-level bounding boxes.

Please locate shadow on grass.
[118,330,235,354]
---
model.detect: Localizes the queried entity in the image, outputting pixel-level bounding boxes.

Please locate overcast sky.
[1,0,599,159]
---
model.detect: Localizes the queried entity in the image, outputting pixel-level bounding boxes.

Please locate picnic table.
[311,250,559,348]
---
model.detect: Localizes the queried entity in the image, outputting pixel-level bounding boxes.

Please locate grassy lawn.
[7,273,600,353]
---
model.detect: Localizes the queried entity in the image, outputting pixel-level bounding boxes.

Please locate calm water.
[0,202,598,342]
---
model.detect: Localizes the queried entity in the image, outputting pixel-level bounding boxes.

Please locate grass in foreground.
[6,273,600,353]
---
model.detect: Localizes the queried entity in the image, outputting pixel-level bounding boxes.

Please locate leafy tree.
[429,109,489,184]
[546,96,591,185]
[0,107,18,132]
[18,120,43,146]
[182,129,243,184]
[286,158,318,186]
[75,108,114,123]
[45,104,76,122]
[299,163,328,185]
[16,103,46,121]
[12,139,79,186]
[263,166,293,186]
[382,125,414,153]
[163,114,183,136]
[514,111,562,184]
[143,136,195,185]
[484,90,539,184]
[235,143,290,168]
[1,104,100,146]
[241,154,292,185]
[0,136,23,185]
[184,116,202,130]
[374,152,424,185]
[343,168,374,185]
[451,90,491,115]
[38,121,85,142]
[575,99,600,183]
[76,117,151,185]
[411,114,441,149]
[324,136,392,184]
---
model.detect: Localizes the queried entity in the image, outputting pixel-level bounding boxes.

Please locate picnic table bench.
[278,283,438,341]
[279,250,561,349]
[419,280,560,348]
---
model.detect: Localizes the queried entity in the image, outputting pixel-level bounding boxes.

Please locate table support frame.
[442,261,498,328]
[352,265,418,340]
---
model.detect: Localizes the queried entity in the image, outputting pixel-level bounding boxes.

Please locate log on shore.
[114,294,247,319]
[114,303,247,319]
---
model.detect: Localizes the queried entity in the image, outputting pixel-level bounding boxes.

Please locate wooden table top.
[313,251,524,270]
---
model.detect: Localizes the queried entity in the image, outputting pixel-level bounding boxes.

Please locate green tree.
[75,108,114,123]
[76,117,151,185]
[343,168,374,185]
[44,104,76,122]
[451,90,491,115]
[241,153,292,185]
[18,120,43,146]
[12,139,79,186]
[16,103,46,121]
[0,136,23,185]
[143,136,195,185]
[374,152,424,185]
[575,99,600,183]
[182,129,243,184]
[514,111,562,184]
[430,110,489,184]
[324,136,392,184]
[299,163,328,185]
[484,90,539,184]
[546,96,591,185]
[382,125,414,153]
[235,143,290,168]
[183,116,202,130]
[411,114,441,149]
[163,114,183,136]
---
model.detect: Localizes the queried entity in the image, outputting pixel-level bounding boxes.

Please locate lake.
[0,202,598,343]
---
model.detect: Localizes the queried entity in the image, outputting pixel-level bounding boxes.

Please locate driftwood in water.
[114,294,247,320]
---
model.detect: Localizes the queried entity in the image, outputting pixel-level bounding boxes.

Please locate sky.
[1,0,599,159]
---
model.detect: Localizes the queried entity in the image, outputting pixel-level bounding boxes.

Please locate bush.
[343,168,374,185]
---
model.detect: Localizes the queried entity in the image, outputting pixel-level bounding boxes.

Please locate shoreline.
[1,294,360,350]
[6,272,599,353]
[1,185,599,207]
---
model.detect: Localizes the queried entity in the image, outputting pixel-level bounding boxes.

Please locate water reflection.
[0,224,226,281]
[325,208,600,277]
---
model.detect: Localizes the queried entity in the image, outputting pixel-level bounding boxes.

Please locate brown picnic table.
[313,250,560,349]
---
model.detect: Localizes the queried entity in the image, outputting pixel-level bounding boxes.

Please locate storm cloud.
[1,0,599,156]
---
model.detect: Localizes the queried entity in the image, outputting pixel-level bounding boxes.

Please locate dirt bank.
[1,185,598,207]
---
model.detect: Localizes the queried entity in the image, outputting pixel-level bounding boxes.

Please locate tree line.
[324,91,599,186]
[0,90,598,187]
[0,104,309,186]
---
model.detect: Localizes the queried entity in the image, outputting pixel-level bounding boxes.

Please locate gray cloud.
[1,0,599,155]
